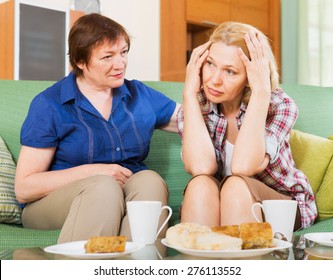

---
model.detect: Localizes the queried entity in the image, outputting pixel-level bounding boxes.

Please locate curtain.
[298,0,333,86]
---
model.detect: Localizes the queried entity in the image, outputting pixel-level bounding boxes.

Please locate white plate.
[305,246,333,259]
[304,232,333,247]
[44,240,145,259]
[161,238,292,259]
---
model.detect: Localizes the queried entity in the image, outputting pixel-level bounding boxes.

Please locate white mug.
[251,200,297,242]
[127,201,172,245]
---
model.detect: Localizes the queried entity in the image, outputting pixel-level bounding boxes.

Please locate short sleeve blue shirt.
[20,72,176,173]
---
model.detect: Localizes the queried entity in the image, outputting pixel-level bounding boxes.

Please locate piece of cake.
[212,225,240,238]
[239,222,273,249]
[84,236,127,253]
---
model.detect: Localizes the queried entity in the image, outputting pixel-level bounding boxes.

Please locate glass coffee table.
[1,235,332,260]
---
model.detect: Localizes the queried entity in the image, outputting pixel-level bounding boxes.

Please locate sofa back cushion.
[282,84,333,138]
[143,82,191,225]
[0,80,54,163]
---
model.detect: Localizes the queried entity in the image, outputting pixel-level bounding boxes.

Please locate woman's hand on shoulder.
[160,103,181,133]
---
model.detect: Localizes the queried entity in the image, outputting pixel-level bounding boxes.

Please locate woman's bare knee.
[221,176,248,193]
[220,176,258,225]
[182,175,220,226]
[186,175,218,193]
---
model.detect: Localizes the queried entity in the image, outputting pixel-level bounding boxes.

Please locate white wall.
[3,0,161,81]
[100,0,160,81]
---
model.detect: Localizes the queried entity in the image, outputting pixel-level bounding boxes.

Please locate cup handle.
[251,202,263,222]
[156,205,172,238]
[274,232,288,241]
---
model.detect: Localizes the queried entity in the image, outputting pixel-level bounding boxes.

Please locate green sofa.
[1,80,333,253]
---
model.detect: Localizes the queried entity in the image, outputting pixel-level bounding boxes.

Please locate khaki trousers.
[22,170,169,244]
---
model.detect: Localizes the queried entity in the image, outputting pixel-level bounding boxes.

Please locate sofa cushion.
[282,84,333,138]
[143,81,191,225]
[315,158,333,221]
[290,130,333,194]
[294,217,333,236]
[0,80,54,163]
[0,223,59,250]
[0,136,22,224]
[290,130,333,221]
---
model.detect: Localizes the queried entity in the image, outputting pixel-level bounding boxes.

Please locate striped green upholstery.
[294,218,333,236]
[0,249,14,260]
[142,81,191,225]
[0,80,55,163]
[280,84,333,138]
[0,223,59,249]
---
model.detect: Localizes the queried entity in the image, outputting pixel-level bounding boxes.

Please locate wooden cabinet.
[229,0,281,74]
[0,0,84,80]
[160,0,281,81]
[160,0,187,82]
[187,0,230,26]
[0,0,14,80]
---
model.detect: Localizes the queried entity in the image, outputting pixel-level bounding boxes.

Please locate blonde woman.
[177,21,317,230]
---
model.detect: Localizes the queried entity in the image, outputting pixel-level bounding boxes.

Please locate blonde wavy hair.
[209,21,279,105]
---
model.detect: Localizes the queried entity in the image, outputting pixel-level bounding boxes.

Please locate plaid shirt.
[177,88,317,228]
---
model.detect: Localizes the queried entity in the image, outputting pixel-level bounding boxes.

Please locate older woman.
[177,21,317,231]
[15,13,180,244]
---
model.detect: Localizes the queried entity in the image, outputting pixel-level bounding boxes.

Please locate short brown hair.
[68,13,131,77]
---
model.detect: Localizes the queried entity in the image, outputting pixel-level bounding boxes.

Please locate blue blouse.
[20,72,176,173]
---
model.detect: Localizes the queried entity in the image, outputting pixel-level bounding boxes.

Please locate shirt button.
[116,147,120,152]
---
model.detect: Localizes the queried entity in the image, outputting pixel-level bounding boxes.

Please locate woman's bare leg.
[219,176,262,225]
[181,175,220,227]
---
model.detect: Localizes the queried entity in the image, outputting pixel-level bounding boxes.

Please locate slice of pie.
[239,222,273,249]
[84,236,127,253]
[212,222,273,249]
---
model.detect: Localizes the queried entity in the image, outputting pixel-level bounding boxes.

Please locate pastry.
[239,222,273,249]
[166,222,243,250]
[212,225,240,238]
[212,222,273,249]
[84,236,127,253]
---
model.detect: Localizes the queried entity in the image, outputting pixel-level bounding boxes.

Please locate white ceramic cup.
[251,200,297,242]
[127,201,172,245]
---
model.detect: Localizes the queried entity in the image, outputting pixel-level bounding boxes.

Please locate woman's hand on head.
[238,32,271,96]
[184,41,211,96]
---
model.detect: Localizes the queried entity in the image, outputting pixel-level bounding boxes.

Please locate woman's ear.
[76,61,85,70]
[76,64,84,70]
